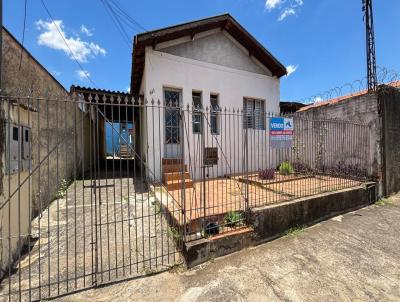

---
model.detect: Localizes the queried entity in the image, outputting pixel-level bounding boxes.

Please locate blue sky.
[5,0,400,102]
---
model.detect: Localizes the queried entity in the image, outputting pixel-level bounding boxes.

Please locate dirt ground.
[55,194,400,302]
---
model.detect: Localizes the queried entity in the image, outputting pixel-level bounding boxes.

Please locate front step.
[163,171,191,182]
[162,158,182,165]
[166,180,193,191]
[163,164,188,173]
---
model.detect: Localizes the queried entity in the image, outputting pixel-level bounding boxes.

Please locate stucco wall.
[161,31,271,76]
[380,87,400,195]
[294,93,382,185]
[142,46,280,181]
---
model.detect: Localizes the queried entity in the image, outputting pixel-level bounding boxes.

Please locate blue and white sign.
[269,117,294,149]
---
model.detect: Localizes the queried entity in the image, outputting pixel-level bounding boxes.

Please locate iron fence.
[0,92,374,301]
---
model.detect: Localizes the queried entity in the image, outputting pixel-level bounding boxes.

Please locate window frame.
[192,91,203,134]
[243,98,266,130]
[210,94,220,135]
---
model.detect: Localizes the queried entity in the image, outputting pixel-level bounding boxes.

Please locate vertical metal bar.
[37,96,42,300]
[126,98,132,273]
[46,95,51,298]
[80,97,86,288]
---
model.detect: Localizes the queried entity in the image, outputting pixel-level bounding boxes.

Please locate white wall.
[142,47,281,182]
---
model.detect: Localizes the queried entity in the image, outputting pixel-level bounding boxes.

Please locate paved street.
[57,194,400,302]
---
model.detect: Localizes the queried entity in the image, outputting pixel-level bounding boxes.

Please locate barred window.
[192,91,203,134]
[210,94,220,135]
[243,98,265,130]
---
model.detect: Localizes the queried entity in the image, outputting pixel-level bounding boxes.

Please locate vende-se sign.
[269,117,294,149]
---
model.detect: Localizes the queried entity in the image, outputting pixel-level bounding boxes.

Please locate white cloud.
[278,8,296,21]
[80,25,93,37]
[266,0,304,21]
[265,0,282,11]
[76,70,91,81]
[126,87,131,93]
[285,64,298,77]
[36,19,106,63]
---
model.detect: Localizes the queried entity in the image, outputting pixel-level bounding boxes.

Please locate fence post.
[245,109,249,212]
[180,107,186,241]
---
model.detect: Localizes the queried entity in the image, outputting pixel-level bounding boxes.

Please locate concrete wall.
[0,28,91,278]
[142,37,280,181]
[294,93,381,180]
[379,87,400,195]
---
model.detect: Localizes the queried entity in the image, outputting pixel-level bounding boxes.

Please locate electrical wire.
[39,0,98,87]
[18,0,28,70]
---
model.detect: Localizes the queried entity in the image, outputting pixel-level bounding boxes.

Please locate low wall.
[249,182,377,242]
[183,182,377,267]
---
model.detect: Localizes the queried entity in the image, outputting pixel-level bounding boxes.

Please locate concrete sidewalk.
[58,195,400,302]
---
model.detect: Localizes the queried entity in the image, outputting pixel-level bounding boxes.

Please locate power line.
[99,0,132,48]
[39,0,98,87]
[18,0,27,70]
[108,0,147,32]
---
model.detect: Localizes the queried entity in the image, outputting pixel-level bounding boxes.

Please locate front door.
[164,89,181,158]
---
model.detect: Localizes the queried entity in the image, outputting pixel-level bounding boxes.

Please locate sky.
[4,0,400,102]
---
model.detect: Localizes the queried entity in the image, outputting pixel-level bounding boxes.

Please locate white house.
[130,14,287,184]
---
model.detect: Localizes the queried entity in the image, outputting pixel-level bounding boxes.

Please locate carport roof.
[130,13,287,95]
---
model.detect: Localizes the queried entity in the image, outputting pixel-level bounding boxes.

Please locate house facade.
[131,14,286,182]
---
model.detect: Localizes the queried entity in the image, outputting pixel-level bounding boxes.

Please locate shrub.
[292,161,311,174]
[279,162,294,175]
[258,168,275,180]
[224,211,243,227]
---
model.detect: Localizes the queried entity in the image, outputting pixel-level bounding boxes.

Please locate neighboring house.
[130,14,286,182]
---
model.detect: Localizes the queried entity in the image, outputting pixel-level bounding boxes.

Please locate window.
[12,127,19,141]
[243,98,265,130]
[210,94,220,134]
[192,91,202,134]
[25,129,29,142]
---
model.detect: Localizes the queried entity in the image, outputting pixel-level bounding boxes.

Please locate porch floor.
[155,173,364,236]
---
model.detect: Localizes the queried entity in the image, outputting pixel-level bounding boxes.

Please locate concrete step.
[163,164,187,173]
[162,158,182,165]
[166,180,193,191]
[164,171,191,182]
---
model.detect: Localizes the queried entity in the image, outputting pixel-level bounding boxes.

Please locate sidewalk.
[58,194,400,302]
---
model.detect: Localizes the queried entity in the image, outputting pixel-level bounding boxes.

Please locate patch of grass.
[168,263,187,274]
[284,225,305,237]
[144,267,157,275]
[167,226,181,241]
[152,199,162,214]
[55,179,69,199]
[375,198,390,206]
[224,211,243,227]
[279,162,294,176]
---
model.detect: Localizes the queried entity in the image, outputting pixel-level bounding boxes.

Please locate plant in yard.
[224,211,243,227]
[375,198,390,206]
[292,161,311,174]
[55,179,69,199]
[283,225,305,236]
[258,168,275,180]
[279,161,294,175]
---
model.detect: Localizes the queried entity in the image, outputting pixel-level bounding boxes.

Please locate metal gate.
[0,92,182,301]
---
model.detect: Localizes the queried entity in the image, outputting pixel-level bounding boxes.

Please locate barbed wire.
[294,66,400,105]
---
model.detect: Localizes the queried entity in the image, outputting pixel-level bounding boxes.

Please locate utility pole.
[362,0,377,92]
